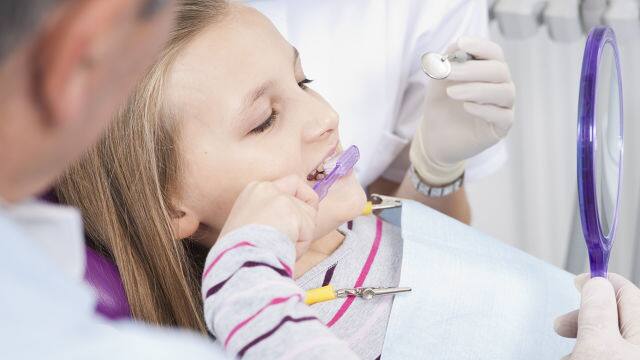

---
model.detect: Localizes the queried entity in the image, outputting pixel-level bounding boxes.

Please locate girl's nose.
[302,103,339,142]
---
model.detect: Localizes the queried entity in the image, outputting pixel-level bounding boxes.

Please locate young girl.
[57,1,396,358]
[56,1,576,359]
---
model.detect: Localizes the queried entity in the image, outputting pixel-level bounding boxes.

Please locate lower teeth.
[307,170,326,181]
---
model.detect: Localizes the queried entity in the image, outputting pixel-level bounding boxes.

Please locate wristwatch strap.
[409,165,464,197]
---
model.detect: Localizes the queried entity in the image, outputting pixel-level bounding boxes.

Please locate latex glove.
[554,273,640,359]
[220,175,319,258]
[410,37,515,185]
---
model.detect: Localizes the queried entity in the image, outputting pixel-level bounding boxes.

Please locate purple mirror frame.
[577,26,624,278]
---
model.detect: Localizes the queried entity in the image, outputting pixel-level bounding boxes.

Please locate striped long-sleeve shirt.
[202,215,403,359]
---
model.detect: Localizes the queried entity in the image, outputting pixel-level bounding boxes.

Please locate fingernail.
[446,85,466,99]
[553,317,570,335]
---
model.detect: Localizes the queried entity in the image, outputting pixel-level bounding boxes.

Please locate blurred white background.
[467,17,640,282]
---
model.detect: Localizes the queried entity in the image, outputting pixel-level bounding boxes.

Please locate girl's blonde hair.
[56,0,228,333]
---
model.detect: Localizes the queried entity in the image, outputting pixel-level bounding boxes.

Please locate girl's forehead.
[166,6,292,120]
[175,4,289,72]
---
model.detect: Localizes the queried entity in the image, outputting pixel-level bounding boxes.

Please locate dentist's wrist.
[408,164,465,198]
[409,130,465,186]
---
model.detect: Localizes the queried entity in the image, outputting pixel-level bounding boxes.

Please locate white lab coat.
[0,200,226,359]
[247,0,507,186]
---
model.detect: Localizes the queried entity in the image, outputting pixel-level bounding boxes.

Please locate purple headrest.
[84,247,131,320]
[41,189,131,319]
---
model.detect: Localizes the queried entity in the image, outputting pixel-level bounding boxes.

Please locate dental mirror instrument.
[420,50,475,80]
[313,145,359,200]
[577,26,624,278]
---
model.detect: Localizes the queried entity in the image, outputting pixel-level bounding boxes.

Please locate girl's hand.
[220,175,319,258]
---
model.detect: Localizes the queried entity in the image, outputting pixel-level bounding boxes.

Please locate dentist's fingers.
[462,102,514,136]
[447,82,515,108]
[569,273,640,344]
[555,309,580,338]
[448,60,511,83]
[577,277,620,339]
[606,273,640,344]
[457,36,505,61]
[575,273,590,291]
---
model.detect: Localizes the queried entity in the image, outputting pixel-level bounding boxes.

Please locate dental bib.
[379,201,578,359]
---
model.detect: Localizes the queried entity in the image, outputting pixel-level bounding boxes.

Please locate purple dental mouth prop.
[313,145,359,200]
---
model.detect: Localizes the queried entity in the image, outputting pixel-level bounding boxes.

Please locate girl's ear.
[170,205,200,241]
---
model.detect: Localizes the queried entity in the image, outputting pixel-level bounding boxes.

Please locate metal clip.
[336,286,412,300]
[369,194,403,211]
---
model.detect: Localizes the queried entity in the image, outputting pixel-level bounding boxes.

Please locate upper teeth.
[323,157,338,172]
[308,150,341,180]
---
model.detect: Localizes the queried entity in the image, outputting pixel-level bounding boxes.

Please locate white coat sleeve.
[382,0,507,183]
[0,215,228,360]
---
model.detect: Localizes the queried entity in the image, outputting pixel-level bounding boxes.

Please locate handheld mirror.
[577,26,624,278]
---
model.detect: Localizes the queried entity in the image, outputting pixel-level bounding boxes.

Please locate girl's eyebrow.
[236,80,272,119]
[235,46,300,118]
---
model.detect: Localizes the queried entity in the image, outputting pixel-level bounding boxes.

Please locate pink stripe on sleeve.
[326,218,383,327]
[278,259,293,277]
[224,293,303,347]
[202,241,255,280]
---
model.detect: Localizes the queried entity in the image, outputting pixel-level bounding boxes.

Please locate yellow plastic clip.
[304,285,337,305]
[361,201,374,216]
[361,194,402,216]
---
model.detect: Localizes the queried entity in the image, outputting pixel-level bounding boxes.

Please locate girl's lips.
[307,144,342,179]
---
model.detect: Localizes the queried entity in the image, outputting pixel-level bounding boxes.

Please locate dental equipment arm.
[544,0,583,42]
[554,273,640,359]
[605,0,640,41]
[493,0,547,39]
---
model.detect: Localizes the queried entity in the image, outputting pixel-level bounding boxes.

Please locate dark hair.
[0,0,173,62]
[0,0,61,61]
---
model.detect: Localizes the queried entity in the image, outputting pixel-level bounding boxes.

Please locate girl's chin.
[313,172,367,237]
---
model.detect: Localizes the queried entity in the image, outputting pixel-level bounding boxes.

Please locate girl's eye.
[248,78,312,136]
[297,78,314,90]
[249,110,278,135]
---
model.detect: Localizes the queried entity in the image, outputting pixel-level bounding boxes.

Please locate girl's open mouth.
[307,148,342,181]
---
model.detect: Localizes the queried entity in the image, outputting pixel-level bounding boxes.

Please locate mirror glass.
[594,42,622,238]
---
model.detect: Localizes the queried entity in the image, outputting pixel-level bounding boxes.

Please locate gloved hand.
[410,37,515,185]
[554,273,640,359]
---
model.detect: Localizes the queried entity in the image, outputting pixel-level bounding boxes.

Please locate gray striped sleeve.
[201,224,360,359]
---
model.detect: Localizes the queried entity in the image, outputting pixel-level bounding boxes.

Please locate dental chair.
[42,189,132,320]
[84,247,131,320]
